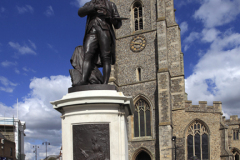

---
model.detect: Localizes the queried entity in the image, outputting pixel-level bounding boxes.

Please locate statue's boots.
[78,61,92,85]
[102,61,111,84]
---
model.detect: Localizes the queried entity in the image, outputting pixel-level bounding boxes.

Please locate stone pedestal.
[51,89,134,160]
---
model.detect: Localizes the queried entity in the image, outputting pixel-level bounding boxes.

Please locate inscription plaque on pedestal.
[73,124,110,160]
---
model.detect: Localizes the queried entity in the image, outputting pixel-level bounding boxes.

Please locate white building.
[0,117,26,160]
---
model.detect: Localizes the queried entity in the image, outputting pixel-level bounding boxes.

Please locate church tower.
[109,0,185,159]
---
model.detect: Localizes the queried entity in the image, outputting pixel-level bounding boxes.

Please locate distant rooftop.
[0,132,6,139]
[0,117,26,129]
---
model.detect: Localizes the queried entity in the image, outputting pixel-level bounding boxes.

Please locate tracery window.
[187,121,209,160]
[134,98,151,137]
[232,149,240,160]
[133,2,143,31]
[233,129,239,140]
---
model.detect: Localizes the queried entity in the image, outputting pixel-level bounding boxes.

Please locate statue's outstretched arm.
[111,2,122,29]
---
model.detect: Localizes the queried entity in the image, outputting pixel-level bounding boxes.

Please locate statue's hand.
[94,4,107,15]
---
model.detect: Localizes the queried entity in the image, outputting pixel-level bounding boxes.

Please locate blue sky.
[1,0,240,159]
[0,0,86,106]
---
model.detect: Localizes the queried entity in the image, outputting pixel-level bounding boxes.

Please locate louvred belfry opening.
[133,1,143,31]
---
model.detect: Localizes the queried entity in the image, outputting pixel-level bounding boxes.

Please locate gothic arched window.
[232,148,240,160]
[134,98,151,137]
[133,2,143,31]
[135,151,151,160]
[187,121,209,160]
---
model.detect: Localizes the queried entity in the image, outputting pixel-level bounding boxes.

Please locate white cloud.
[47,44,53,49]
[47,44,58,53]
[0,7,6,17]
[28,40,36,49]
[71,0,91,7]
[0,76,18,93]
[1,60,17,67]
[0,76,18,88]
[212,30,240,51]
[222,111,230,119]
[16,5,34,14]
[44,6,54,17]
[183,31,201,51]
[9,41,37,55]
[0,102,16,116]
[184,31,200,43]
[15,68,20,74]
[185,30,240,116]
[24,142,35,160]
[183,28,222,51]
[23,67,36,73]
[1,7,5,13]
[184,45,189,52]
[24,142,61,160]
[0,75,71,160]
[194,0,240,28]
[180,21,188,35]
[201,28,220,43]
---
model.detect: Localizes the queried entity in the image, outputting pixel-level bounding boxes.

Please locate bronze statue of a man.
[77,0,122,85]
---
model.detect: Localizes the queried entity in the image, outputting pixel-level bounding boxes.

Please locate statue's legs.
[81,29,99,85]
[81,25,111,85]
[97,27,111,84]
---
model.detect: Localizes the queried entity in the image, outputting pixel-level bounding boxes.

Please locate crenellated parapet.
[224,115,240,125]
[185,100,222,113]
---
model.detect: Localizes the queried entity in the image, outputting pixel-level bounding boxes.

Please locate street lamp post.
[42,141,50,159]
[33,145,39,160]
[172,136,176,160]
